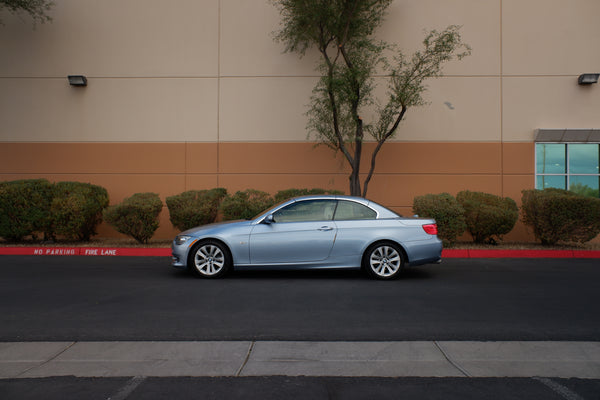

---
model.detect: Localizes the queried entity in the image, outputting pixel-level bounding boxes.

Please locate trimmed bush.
[456,190,519,244]
[521,188,600,245]
[104,193,163,244]
[412,193,466,245]
[166,188,227,231]
[0,179,54,241]
[221,189,274,220]
[273,188,344,203]
[50,182,109,241]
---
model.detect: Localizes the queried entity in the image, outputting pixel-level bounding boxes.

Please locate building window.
[536,143,600,197]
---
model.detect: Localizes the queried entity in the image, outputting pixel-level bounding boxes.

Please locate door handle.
[318,226,334,231]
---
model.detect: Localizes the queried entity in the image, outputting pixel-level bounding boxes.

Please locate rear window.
[334,200,377,220]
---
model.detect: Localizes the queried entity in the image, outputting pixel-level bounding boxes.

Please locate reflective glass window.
[569,144,599,174]
[273,200,337,222]
[570,175,600,198]
[334,200,377,220]
[535,143,599,198]
[536,175,566,190]
[536,143,566,174]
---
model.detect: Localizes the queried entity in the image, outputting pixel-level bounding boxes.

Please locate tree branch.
[362,105,406,197]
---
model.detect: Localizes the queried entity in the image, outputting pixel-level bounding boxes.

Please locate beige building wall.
[1,0,599,240]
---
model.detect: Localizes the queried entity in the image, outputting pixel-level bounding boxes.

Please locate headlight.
[175,235,193,246]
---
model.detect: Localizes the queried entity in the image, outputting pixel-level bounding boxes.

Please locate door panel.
[249,221,337,264]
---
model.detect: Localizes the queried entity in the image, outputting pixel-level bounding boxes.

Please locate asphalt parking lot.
[1,256,599,341]
[2,376,600,400]
[1,256,599,399]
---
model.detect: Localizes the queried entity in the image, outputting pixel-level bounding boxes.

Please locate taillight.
[422,224,438,235]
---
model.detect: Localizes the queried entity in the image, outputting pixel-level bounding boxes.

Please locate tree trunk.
[349,168,361,196]
[349,117,363,197]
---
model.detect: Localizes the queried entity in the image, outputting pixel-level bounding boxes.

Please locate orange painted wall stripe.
[0,141,535,240]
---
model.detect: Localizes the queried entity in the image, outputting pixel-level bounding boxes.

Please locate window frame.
[535,142,600,196]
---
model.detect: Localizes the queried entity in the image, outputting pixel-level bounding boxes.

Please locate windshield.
[250,200,289,220]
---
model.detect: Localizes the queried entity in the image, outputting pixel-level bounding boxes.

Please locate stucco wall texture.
[1,0,599,240]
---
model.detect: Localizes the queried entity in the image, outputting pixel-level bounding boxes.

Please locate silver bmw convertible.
[171,195,442,280]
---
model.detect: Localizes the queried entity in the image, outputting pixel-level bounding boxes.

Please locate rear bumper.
[406,239,443,267]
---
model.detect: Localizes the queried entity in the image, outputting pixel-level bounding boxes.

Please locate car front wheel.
[363,242,404,280]
[189,240,231,278]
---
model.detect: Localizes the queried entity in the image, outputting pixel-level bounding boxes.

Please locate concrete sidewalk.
[1,341,599,379]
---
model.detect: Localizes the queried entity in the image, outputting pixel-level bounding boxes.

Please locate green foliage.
[456,191,518,244]
[273,188,344,203]
[166,188,228,231]
[521,189,600,245]
[103,193,163,244]
[412,193,466,245]
[50,182,109,241]
[0,0,53,25]
[220,189,275,221]
[272,0,391,56]
[0,179,53,241]
[273,0,470,196]
[569,182,599,198]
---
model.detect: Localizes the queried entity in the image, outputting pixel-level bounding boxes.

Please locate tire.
[363,241,404,280]
[189,240,231,278]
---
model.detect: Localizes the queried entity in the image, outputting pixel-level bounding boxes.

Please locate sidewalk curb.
[0,247,599,258]
[2,341,600,379]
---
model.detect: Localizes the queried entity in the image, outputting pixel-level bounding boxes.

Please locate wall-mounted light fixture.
[577,73,599,85]
[68,75,87,87]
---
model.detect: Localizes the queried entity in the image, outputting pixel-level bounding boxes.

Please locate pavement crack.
[16,341,77,378]
[433,341,471,377]
[236,341,255,376]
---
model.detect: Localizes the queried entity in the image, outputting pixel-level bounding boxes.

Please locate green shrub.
[456,190,519,244]
[221,189,274,220]
[104,193,163,244]
[0,179,54,241]
[412,193,466,245]
[521,188,600,245]
[273,188,344,203]
[166,188,227,231]
[50,182,109,241]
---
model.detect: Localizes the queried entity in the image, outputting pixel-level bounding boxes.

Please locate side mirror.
[263,214,275,224]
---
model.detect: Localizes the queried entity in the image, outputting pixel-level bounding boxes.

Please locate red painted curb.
[0,247,598,258]
[0,247,172,257]
[441,249,470,258]
[441,249,600,258]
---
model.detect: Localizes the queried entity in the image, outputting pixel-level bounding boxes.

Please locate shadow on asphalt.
[171,266,434,281]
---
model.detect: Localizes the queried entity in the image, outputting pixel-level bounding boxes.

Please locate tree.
[0,0,53,26]
[272,0,470,196]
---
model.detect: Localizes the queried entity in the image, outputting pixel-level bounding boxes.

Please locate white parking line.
[533,377,585,400]
[107,376,146,400]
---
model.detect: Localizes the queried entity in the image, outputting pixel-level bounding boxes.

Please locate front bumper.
[171,242,189,269]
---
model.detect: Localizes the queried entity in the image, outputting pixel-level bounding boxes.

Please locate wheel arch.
[187,237,235,269]
[361,239,409,267]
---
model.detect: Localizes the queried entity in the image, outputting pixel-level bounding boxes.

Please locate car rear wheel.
[363,242,404,280]
[189,240,231,278]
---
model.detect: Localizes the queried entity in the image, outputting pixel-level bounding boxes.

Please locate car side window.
[273,200,337,223]
[334,200,377,220]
